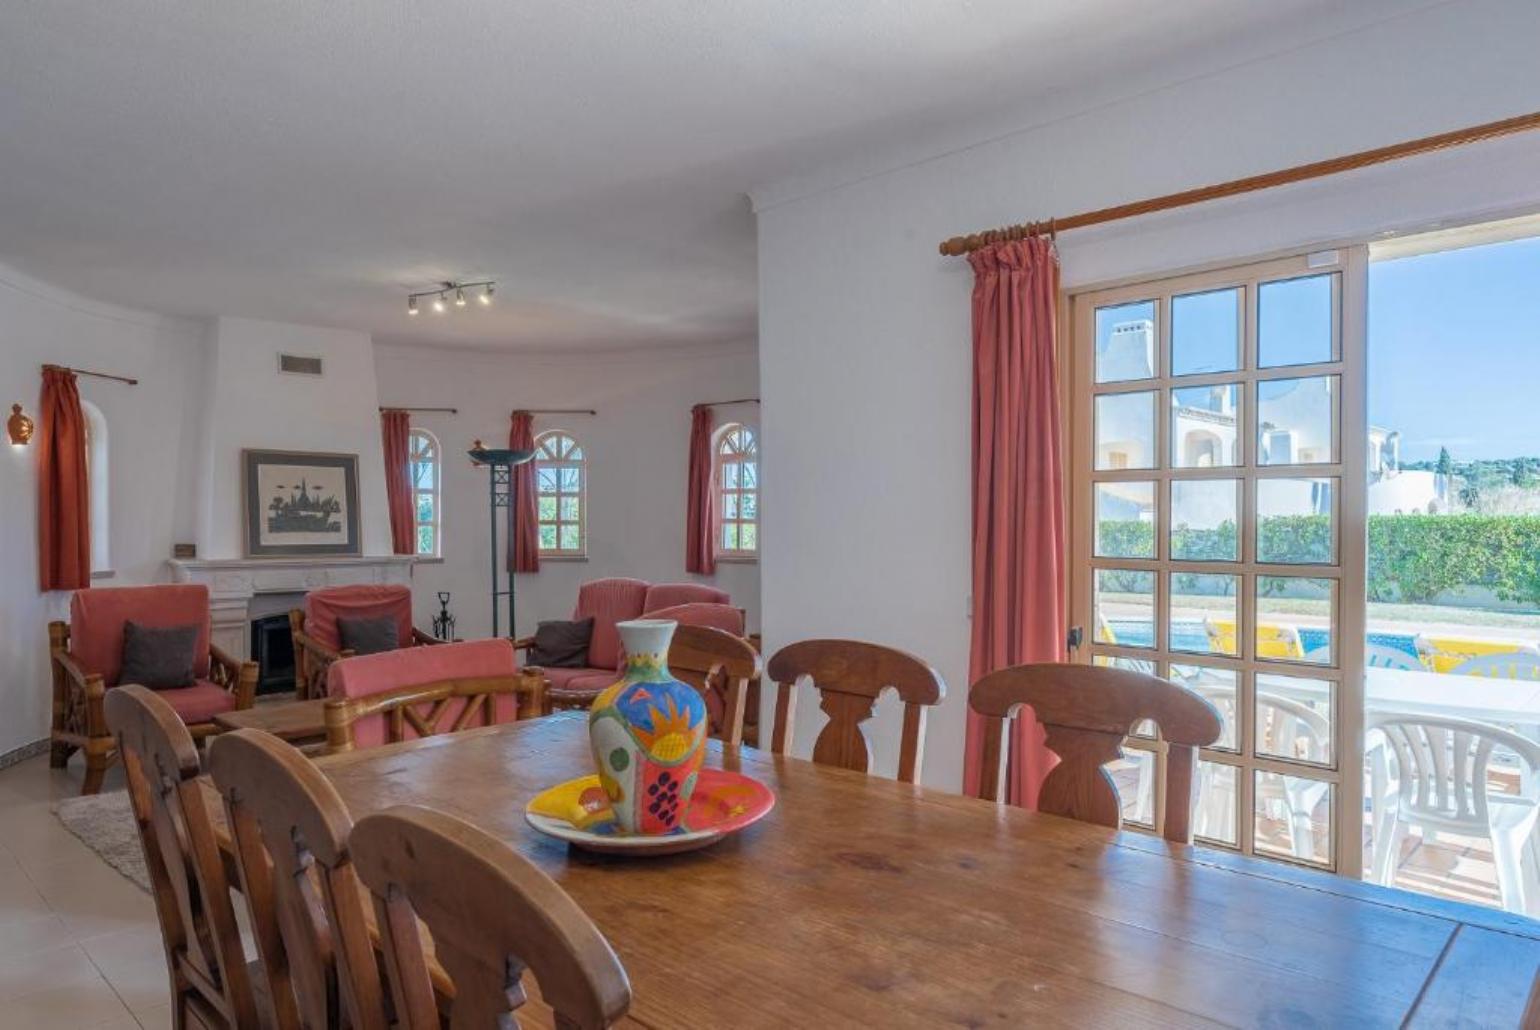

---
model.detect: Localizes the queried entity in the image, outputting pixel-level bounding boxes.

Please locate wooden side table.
[213,699,329,748]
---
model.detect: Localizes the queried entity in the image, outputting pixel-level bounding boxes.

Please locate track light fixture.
[407,280,496,317]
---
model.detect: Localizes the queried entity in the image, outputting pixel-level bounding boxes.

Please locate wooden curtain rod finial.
[938,108,1540,256]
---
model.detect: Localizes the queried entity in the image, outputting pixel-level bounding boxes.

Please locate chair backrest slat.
[351,805,632,1030]
[968,663,1222,843]
[668,625,762,747]
[104,685,259,1029]
[207,728,388,1029]
[766,639,945,784]
[1368,712,1540,826]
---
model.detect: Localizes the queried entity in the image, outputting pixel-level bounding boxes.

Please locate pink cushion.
[541,666,616,692]
[643,583,729,612]
[572,578,650,670]
[304,585,413,652]
[155,680,236,725]
[327,638,517,749]
[641,602,744,636]
[71,585,211,686]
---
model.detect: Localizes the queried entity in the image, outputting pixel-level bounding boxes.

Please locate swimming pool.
[1105,621,1418,659]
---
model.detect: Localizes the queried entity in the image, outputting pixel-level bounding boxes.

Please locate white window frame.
[409,428,441,558]
[1068,248,1368,878]
[534,430,587,558]
[715,422,759,560]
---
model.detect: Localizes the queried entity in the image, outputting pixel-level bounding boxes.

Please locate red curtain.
[961,238,1067,809]
[685,405,716,574]
[509,411,539,572]
[380,410,415,555]
[38,366,91,591]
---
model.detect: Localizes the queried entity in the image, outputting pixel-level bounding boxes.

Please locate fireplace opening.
[250,613,296,695]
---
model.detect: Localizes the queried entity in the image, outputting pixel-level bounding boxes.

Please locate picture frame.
[242,449,361,557]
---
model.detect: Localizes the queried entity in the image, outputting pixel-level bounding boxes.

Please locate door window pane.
[1254,770,1333,866]
[1257,478,1334,564]
[1094,569,1155,649]
[1171,384,1240,467]
[1112,747,1156,828]
[1096,391,1157,470]
[1096,301,1156,383]
[1256,576,1335,664]
[1172,288,1240,376]
[1258,376,1336,466]
[1194,760,1239,847]
[1170,665,1237,750]
[1095,483,1155,559]
[1169,574,1238,657]
[1259,274,1334,368]
[1169,479,1238,561]
[1255,674,1334,766]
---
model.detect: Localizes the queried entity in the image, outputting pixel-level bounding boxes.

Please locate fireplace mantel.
[168,555,415,659]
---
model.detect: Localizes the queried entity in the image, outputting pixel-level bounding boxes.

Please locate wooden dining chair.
[324,674,522,754]
[668,624,762,747]
[103,685,260,1030]
[969,663,1222,843]
[207,727,388,1030]
[351,805,633,1030]
[766,639,946,784]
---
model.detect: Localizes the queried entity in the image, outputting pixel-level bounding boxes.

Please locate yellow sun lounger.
[1205,619,1304,660]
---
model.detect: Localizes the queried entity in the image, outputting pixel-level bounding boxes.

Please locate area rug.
[54,789,150,892]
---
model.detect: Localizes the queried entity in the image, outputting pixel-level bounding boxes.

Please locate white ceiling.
[0,1,1439,351]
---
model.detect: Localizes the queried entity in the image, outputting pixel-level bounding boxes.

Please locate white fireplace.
[167,555,415,659]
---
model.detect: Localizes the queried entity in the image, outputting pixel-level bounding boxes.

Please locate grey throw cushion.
[526,617,594,668]
[119,621,199,689]
[337,616,400,656]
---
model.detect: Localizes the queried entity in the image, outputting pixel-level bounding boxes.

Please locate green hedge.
[1097,514,1540,606]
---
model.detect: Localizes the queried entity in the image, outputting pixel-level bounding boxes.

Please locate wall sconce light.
[7,403,34,447]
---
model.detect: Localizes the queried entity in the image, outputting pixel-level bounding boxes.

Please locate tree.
[1436,446,1453,479]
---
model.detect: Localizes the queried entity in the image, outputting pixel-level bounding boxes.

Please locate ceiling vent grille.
[278,354,324,376]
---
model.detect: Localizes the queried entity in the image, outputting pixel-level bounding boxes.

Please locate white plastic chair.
[1367,712,1540,915]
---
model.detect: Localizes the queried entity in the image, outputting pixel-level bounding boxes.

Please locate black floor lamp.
[468,441,536,639]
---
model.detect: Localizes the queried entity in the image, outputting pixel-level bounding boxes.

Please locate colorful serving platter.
[525,768,774,855]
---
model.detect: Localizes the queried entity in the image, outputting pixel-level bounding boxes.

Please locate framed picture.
[243,449,361,557]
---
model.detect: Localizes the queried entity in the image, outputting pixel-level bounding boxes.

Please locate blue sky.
[1369,236,1540,463]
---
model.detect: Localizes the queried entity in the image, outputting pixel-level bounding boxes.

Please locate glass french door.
[1069,250,1368,875]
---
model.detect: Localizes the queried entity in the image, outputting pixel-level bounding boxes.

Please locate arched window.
[715,423,758,558]
[82,401,110,573]
[408,428,441,557]
[535,431,586,556]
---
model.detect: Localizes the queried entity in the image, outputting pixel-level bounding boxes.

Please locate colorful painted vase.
[587,619,708,835]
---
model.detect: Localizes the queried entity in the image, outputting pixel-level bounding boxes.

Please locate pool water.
[1106,621,1418,659]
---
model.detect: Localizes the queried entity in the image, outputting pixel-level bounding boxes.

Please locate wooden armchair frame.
[323,674,523,754]
[969,663,1222,843]
[49,620,257,795]
[767,639,946,784]
[289,608,443,701]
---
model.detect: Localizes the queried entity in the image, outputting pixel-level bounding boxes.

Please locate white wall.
[372,342,760,641]
[0,263,207,756]
[197,317,391,558]
[753,0,1540,792]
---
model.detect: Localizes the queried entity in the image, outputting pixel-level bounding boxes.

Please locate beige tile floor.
[0,754,170,1030]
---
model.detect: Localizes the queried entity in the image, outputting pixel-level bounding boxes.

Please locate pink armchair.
[517,579,736,711]
[49,584,257,794]
[289,584,443,700]
[323,638,523,752]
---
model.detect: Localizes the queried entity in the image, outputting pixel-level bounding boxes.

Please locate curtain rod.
[695,397,760,408]
[44,363,138,386]
[938,109,1540,257]
[380,406,458,414]
[515,408,598,416]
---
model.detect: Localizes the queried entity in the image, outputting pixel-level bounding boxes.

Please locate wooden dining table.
[315,712,1540,1028]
